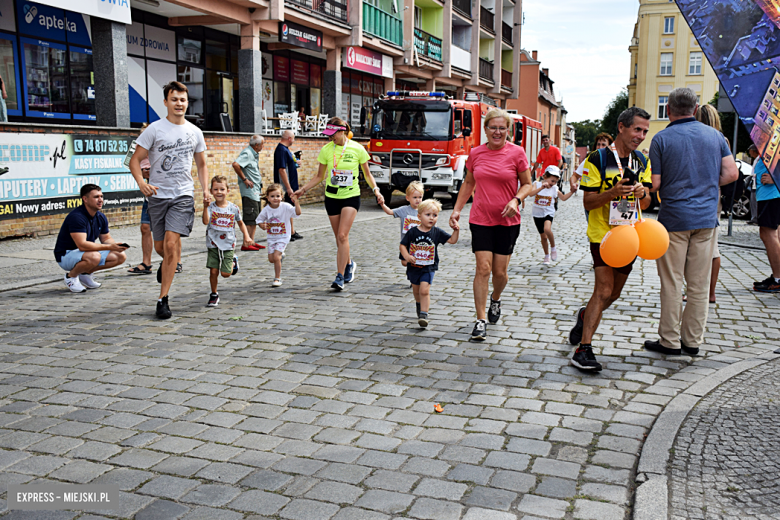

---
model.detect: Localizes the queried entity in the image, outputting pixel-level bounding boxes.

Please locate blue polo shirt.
[273,143,299,191]
[755,159,780,202]
[650,117,732,232]
[53,205,109,262]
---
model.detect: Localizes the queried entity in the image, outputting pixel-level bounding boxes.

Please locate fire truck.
[362,91,543,199]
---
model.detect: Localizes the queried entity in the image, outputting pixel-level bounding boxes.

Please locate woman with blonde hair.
[450,108,533,340]
[294,117,385,290]
[694,103,727,303]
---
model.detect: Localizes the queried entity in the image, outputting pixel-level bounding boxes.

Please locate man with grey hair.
[232,134,265,250]
[644,87,739,357]
[274,130,303,241]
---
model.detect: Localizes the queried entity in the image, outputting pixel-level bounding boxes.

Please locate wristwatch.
[515,197,523,205]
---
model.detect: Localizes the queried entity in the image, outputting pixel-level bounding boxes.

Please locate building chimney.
[532,50,538,60]
[542,68,549,76]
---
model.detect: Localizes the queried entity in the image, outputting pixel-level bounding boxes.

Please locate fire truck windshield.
[371,102,452,140]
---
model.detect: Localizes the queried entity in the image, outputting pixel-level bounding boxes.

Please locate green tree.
[571,119,600,149]
[598,89,629,136]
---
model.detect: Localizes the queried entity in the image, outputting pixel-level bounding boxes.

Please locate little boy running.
[203,176,254,307]
[256,183,301,287]
[380,181,424,266]
[527,166,574,264]
[400,199,459,328]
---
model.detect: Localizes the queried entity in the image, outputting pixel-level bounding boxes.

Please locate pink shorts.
[267,240,288,254]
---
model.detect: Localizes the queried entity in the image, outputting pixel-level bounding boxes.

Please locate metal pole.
[727,116,739,236]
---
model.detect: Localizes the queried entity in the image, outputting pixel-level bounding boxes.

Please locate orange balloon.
[600,225,640,268]
[347,131,354,139]
[635,218,670,260]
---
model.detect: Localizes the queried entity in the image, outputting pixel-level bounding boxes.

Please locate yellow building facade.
[628,0,720,145]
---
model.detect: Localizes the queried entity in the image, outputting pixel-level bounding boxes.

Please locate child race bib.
[268,221,287,236]
[410,243,434,266]
[331,169,353,187]
[403,216,420,233]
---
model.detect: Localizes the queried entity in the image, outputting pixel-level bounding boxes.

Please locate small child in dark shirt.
[400,199,459,328]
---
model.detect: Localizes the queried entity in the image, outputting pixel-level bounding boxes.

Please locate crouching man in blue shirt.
[53,184,129,293]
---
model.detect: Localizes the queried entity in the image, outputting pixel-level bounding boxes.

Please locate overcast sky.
[519,0,639,123]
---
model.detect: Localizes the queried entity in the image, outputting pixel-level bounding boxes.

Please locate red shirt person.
[532,135,562,178]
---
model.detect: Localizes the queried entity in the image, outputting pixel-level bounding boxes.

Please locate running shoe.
[344,261,357,283]
[291,232,304,241]
[643,339,681,356]
[207,293,219,307]
[755,276,780,293]
[570,344,602,372]
[331,273,345,291]
[488,298,501,324]
[551,250,558,261]
[78,273,101,289]
[156,296,172,319]
[176,262,183,273]
[543,255,551,265]
[272,278,283,287]
[754,276,773,288]
[471,319,487,341]
[418,312,429,328]
[568,306,586,345]
[232,256,239,275]
[64,275,87,293]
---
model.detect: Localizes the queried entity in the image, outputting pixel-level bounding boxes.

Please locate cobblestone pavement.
[715,216,764,250]
[669,358,780,520]
[0,193,778,520]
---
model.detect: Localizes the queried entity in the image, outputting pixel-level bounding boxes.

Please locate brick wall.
[0,124,370,238]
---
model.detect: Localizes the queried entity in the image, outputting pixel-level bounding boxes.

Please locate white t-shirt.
[532,181,558,218]
[205,202,242,251]
[136,118,207,199]
[256,203,298,242]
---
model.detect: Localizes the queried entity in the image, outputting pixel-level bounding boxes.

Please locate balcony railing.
[453,0,471,17]
[363,3,402,46]
[501,69,512,87]
[502,22,512,44]
[480,7,494,32]
[286,0,348,23]
[414,28,443,62]
[479,58,493,81]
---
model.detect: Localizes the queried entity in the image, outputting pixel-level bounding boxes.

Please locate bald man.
[232,134,265,249]
[274,130,303,240]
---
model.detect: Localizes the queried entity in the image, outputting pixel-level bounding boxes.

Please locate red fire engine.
[363,91,543,199]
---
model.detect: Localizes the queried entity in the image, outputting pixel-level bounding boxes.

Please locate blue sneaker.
[344,261,357,283]
[331,273,345,291]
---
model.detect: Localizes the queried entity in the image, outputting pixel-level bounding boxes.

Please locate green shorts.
[207,248,234,273]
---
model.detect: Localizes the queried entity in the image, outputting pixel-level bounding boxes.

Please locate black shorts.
[470,223,521,256]
[590,242,635,275]
[533,216,553,234]
[757,198,780,230]
[325,195,361,216]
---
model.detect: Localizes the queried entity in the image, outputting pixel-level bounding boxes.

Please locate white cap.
[544,165,561,178]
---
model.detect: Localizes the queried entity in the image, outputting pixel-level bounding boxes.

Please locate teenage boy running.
[129,81,209,319]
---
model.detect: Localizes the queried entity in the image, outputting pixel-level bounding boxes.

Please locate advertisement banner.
[15,0,92,45]
[343,46,384,77]
[676,0,780,191]
[311,63,322,88]
[28,0,130,24]
[278,21,322,52]
[0,133,141,220]
[291,60,309,85]
[274,55,289,82]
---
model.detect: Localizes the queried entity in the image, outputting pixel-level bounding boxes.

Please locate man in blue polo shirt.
[54,184,129,293]
[644,88,739,357]
[274,130,303,241]
[753,155,780,292]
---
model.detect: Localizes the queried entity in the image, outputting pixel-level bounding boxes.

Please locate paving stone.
[150,456,210,477]
[47,460,111,483]
[573,499,625,520]
[356,450,408,470]
[516,495,569,519]
[490,470,536,493]
[240,469,294,491]
[446,464,494,485]
[91,468,155,490]
[135,499,190,520]
[331,507,390,520]
[195,462,253,484]
[228,490,290,515]
[402,457,451,477]
[7,455,67,476]
[534,477,577,499]
[531,458,581,479]
[408,497,463,520]
[181,507,243,520]
[181,484,241,507]
[483,452,530,472]
[506,437,551,457]
[355,490,414,514]
[464,486,517,511]
[305,481,364,504]
[273,456,327,476]
[462,508,518,520]
[579,483,629,505]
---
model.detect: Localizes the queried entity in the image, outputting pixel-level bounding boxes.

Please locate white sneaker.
[78,273,102,289]
[543,255,551,265]
[551,250,558,261]
[64,275,87,293]
[272,278,282,287]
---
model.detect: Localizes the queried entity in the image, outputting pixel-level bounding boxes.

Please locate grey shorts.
[147,195,195,242]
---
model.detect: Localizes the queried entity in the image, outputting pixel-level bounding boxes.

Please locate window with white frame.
[414,6,422,28]
[689,52,702,75]
[660,53,673,76]
[658,96,669,119]
[664,17,674,34]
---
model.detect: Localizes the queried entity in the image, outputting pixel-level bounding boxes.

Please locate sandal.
[176,263,183,273]
[128,263,152,275]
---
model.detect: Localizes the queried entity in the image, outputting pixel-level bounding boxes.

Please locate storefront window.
[178,37,202,64]
[178,65,204,124]
[274,81,290,116]
[205,40,227,70]
[0,35,20,114]
[70,47,95,121]
[22,38,69,118]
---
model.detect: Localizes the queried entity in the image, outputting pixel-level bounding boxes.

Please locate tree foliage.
[599,89,629,137]
[571,120,600,149]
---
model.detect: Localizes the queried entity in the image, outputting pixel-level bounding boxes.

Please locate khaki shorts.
[206,248,234,273]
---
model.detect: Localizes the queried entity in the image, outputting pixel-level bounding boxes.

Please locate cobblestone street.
[0,194,778,520]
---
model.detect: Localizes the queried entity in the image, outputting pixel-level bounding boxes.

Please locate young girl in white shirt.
[528,166,574,264]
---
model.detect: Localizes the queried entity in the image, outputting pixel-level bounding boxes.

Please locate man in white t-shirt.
[129,81,210,319]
